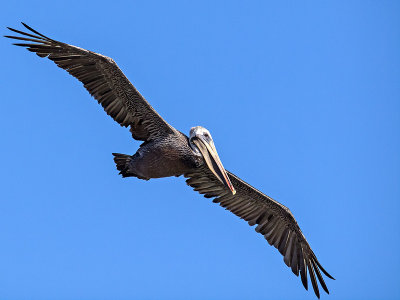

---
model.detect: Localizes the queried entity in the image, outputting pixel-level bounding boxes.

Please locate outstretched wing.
[185,167,334,298]
[5,23,175,142]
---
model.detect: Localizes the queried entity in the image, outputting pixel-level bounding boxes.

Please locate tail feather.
[112,153,133,178]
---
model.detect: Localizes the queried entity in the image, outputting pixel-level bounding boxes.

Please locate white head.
[190,126,213,149]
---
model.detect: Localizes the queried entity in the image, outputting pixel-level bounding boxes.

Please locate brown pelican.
[5,23,334,298]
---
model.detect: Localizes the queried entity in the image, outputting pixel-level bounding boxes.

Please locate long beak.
[193,137,236,195]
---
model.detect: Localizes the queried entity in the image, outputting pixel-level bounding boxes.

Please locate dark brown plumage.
[185,167,334,298]
[5,23,175,141]
[5,23,334,298]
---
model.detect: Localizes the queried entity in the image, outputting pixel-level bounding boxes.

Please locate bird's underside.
[5,23,334,298]
[113,133,202,180]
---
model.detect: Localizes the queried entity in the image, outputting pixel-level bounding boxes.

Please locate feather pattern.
[185,166,334,298]
[5,23,175,142]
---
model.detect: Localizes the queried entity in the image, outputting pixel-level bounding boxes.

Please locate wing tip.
[312,253,335,280]
[21,22,32,31]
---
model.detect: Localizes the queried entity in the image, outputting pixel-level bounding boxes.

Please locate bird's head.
[189,126,236,195]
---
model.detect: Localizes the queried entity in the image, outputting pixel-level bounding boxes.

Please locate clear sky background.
[1,1,399,300]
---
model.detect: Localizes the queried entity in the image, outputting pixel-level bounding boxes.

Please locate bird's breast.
[134,134,202,179]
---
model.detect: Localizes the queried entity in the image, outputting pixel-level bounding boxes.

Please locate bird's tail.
[112,153,134,178]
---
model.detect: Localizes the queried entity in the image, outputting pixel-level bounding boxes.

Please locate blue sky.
[1,1,399,299]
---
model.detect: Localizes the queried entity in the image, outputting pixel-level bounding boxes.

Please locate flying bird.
[5,23,334,298]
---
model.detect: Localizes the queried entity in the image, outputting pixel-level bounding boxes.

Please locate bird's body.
[5,23,334,298]
[115,132,202,180]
